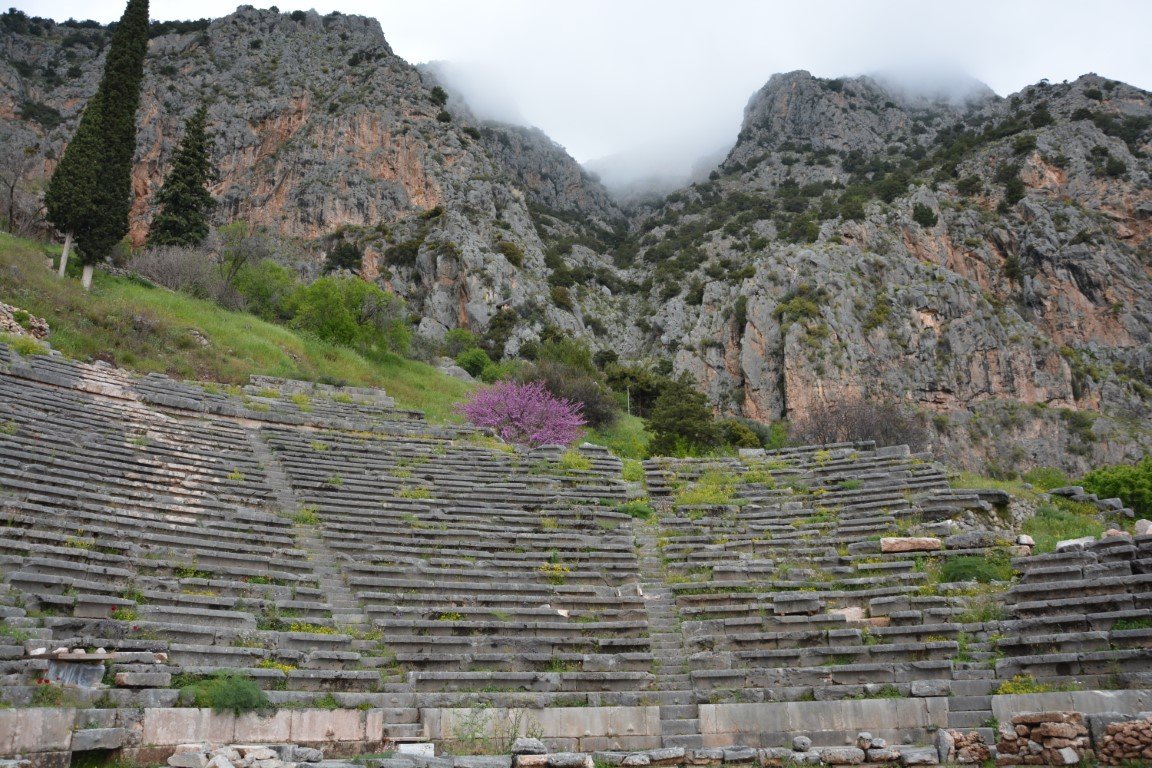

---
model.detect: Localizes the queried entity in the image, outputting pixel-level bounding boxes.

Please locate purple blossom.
[456,380,586,447]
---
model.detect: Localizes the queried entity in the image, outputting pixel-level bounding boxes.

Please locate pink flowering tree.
[456,380,586,447]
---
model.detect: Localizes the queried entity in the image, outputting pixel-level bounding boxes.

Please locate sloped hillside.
[619,72,1152,473]
[2,7,1151,473]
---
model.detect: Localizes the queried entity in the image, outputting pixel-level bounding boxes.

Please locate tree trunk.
[81,263,94,291]
[58,232,73,277]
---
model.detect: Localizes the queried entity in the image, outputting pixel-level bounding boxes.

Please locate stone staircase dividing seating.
[0,348,427,710]
[5,341,1148,753]
[642,443,1022,737]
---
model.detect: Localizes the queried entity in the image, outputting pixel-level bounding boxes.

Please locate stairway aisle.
[635,515,703,749]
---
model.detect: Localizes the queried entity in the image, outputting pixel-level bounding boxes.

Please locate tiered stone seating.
[2,339,1145,753]
[996,535,1152,688]
[261,426,650,704]
[644,444,1016,722]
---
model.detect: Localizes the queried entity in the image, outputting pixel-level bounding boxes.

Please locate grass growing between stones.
[1021,498,1107,554]
[586,413,650,459]
[0,232,472,422]
[949,471,1041,501]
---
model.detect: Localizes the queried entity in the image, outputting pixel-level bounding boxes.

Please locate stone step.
[660,704,699,719]
[661,719,700,736]
[947,710,994,729]
[663,734,704,749]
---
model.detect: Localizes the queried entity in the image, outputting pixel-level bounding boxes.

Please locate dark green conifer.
[44,0,149,288]
[148,105,216,247]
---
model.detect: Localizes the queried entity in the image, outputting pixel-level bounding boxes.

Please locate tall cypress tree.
[44,0,149,289]
[148,105,216,247]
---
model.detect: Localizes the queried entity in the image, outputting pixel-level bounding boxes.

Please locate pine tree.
[148,105,216,247]
[44,0,149,289]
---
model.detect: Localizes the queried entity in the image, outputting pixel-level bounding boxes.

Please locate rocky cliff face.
[0,5,619,340]
[623,71,1152,473]
[2,10,1150,473]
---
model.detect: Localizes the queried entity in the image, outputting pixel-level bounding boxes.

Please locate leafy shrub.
[495,240,524,268]
[455,347,492,377]
[718,419,761,449]
[457,380,585,447]
[1081,458,1152,516]
[550,285,574,311]
[1012,134,1037,154]
[324,239,362,273]
[288,275,409,354]
[615,501,654,519]
[443,328,479,357]
[180,672,271,714]
[955,176,983,196]
[911,203,938,227]
[233,259,299,321]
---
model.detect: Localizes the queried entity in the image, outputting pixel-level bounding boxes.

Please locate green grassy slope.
[0,233,472,422]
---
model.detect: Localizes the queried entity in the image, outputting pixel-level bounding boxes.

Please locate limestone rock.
[881,537,942,553]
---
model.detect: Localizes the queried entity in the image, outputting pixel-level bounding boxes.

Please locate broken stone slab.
[880,537,941,553]
[685,749,722,766]
[1055,536,1096,552]
[817,747,864,765]
[895,746,939,765]
[867,748,899,763]
[71,727,128,751]
[513,738,548,756]
[644,749,685,766]
[169,751,209,768]
[720,747,755,763]
[454,758,511,768]
[1136,519,1151,536]
[546,755,592,768]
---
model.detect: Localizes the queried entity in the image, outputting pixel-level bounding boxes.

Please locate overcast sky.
[20,0,1152,182]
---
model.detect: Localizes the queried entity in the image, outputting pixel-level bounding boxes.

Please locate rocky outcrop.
[2,10,1150,473]
[623,71,1152,473]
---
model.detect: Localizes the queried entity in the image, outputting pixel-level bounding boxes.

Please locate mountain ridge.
[1,5,1150,474]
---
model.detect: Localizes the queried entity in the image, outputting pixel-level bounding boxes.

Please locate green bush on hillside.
[288,275,409,355]
[1081,458,1152,516]
[179,672,270,714]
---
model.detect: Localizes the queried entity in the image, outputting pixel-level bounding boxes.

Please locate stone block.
[721,748,755,763]
[880,537,941,554]
[71,727,128,751]
[817,747,864,764]
[546,754,591,768]
[115,671,172,687]
[513,739,548,756]
[0,708,77,752]
[897,746,939,764]
[791,736,811,752]
[867,748,900,763]
[168,753,208,768]
[1055,536,1096,552]
[911,679,951,697]
[455,758,511,768]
